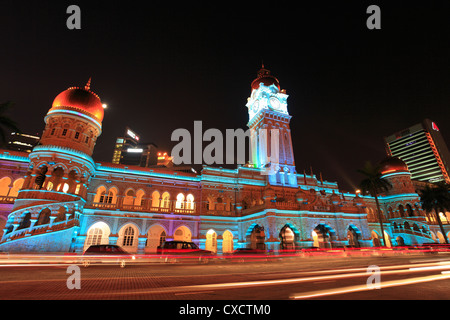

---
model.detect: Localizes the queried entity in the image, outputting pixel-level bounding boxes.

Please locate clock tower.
[246,65,297,187]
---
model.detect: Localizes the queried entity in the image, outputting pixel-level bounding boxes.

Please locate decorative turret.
[379,157,415,195]
[0,79,106,252]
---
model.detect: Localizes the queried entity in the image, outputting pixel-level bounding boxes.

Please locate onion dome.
[50,78,104,123]
[379,156,409,174]
[251,65,281,91]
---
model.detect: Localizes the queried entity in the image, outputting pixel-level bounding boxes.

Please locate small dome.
[251,66,280,91]
[380,156,409,174]
[50,78,104,123]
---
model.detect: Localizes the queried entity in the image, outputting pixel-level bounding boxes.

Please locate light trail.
[290,273,450,299]
[75,259,450,297]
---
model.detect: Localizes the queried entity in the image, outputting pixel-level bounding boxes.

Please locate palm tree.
[419,182,450,244]
[358,161,392,247]
[0,101,20,146]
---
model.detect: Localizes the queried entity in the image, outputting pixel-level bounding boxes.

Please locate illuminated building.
[112,127,141,164]
[384,119,450,184]
[0,69,447,253]
[7,132,40,153]
[112,128,158,167]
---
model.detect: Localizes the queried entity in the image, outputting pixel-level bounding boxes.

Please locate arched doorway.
[371,230,381,247]
[146,224,167,253]
[118,224,139,253]
[84,221,111,251]
[347,225,361,248]
[279,225,296,251]
[222,230,234,254]
[312,224,334,248]
[246,224,266,250]
[173,225,192,242]
[205,229,217,253]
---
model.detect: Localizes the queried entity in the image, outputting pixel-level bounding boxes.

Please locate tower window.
[51,128,56,135]
[75,132,80,139]
[62,129,68,136]
[85,136,89,143]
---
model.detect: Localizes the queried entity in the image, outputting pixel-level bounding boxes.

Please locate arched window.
[123,189,135,206]
[36,208,51,226]
[406,204,414,217]
[135,190,145,207]
[161,192,170,208]
[186,194,194,210]
[107,188,118,204]
[54,207,67,223]
[0,177,11,196]
[9,178,24,198]
[94,186,107,203]
[18,212,31,230]
[86,228,103,246]
[84,222,110,251]
[122,226,135,247]
[151,191,160,208]
[176,193,185,209]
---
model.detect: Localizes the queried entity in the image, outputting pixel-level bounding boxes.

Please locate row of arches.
[93,187,195,210]
[5,206,75,234]
[83,222,236,254]
[0,177,24,198]
[387,204,422,218]
[20,164,87,197]
[245,223,362,250]
[84,222,193,252]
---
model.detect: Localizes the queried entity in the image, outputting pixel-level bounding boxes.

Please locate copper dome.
[380,156,409,174]
[50,79,104,123]
[251,66,280,91]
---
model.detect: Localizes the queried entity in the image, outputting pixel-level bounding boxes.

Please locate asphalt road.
[0,252,450,302]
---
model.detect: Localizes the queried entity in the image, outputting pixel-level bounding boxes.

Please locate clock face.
[252,100,260,113]
[270,98,280,110]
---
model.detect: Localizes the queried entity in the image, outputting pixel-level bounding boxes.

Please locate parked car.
[82,245,135,267]
[157,241,212,257]
[230,248,266,255]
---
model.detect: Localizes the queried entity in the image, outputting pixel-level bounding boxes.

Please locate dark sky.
[1,0,450,192]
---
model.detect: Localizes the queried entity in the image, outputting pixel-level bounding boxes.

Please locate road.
[0,252,450,301]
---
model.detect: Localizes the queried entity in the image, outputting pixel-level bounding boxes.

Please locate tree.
[419,182,450,244]
[358,161,392,247]
[0,101,20,146]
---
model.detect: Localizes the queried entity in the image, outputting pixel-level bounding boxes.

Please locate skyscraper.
[384,119,450,184]
[112,127,158,167]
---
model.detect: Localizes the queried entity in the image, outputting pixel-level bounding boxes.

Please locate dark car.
[157,241,212,257]
[83,244,129,255]
[230,248,266,255]
[82,245,136,267]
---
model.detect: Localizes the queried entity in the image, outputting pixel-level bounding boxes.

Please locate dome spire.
[85,77,92,91]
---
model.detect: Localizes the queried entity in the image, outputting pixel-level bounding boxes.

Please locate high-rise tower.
[384,119,450,184]
[246,66,297,187]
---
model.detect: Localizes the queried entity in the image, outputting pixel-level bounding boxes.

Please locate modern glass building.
[384,119,450,184]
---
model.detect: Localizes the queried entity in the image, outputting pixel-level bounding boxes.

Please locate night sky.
[1,1,450,192]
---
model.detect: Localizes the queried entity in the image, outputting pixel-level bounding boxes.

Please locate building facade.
[0,68,448,253]
[385,119,450,184]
